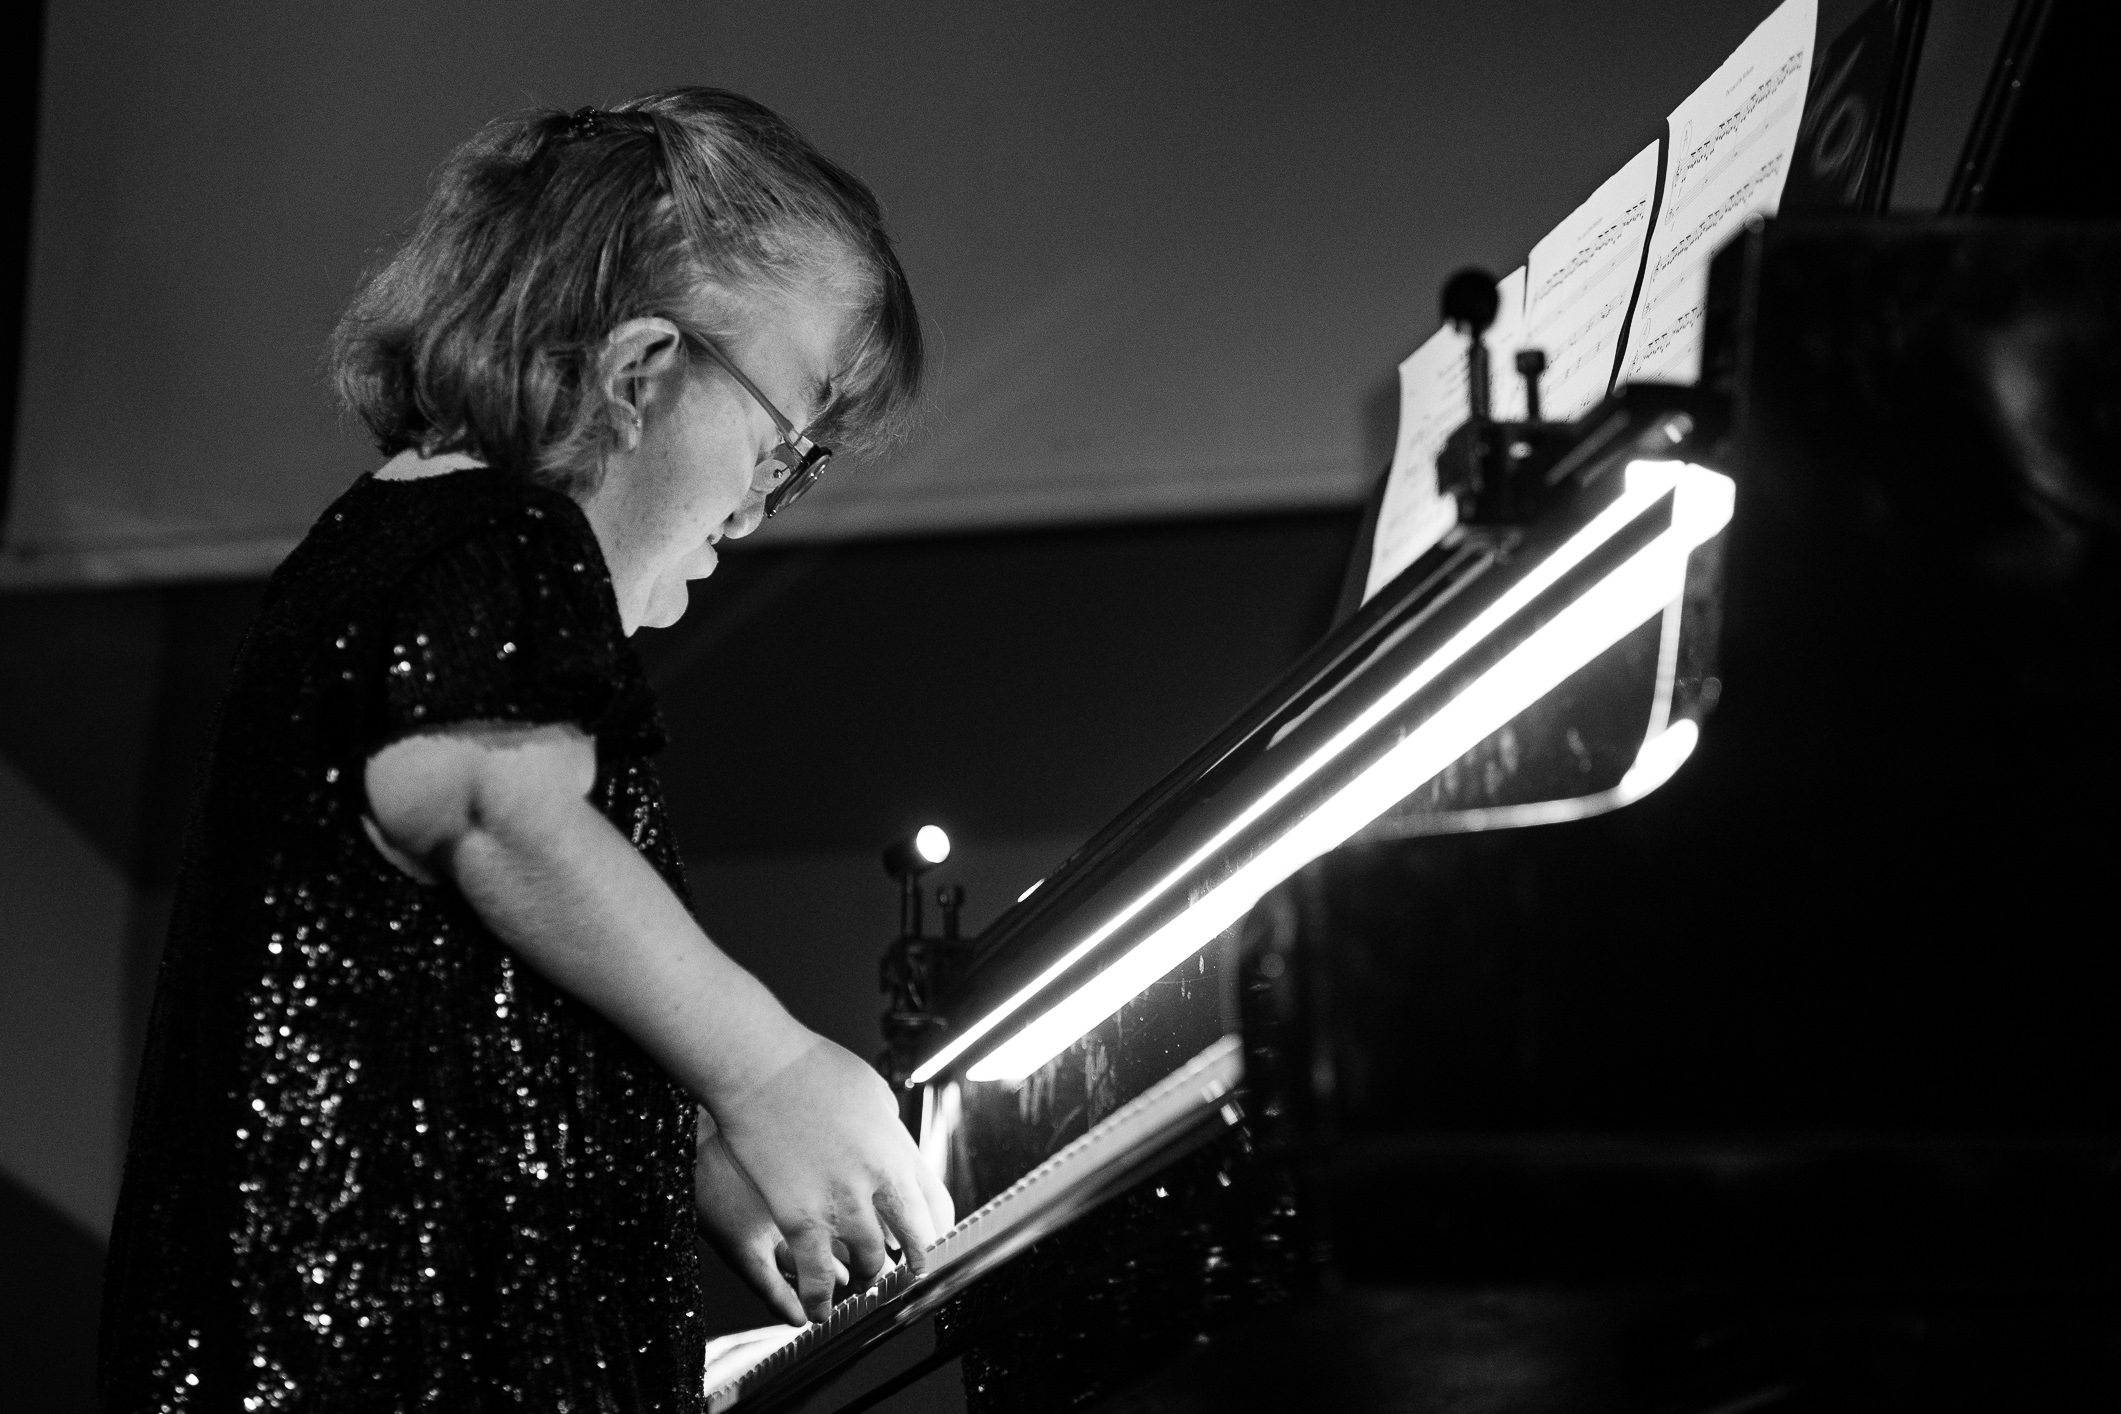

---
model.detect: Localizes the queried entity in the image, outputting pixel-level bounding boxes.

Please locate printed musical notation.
[1524,141,1661,421]
[1619,0,1816,385]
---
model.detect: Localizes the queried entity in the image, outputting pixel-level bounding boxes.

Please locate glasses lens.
[763,445,831,517]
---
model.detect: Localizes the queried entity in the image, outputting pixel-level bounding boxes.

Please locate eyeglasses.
[693,337,834,518]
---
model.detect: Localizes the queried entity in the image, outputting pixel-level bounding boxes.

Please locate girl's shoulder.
[241,464,657,754]
[275,465,606,614]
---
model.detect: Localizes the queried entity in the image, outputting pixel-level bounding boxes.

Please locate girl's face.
[579,293,848,634]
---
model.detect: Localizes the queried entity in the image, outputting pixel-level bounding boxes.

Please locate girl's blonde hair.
[331,88,922,495]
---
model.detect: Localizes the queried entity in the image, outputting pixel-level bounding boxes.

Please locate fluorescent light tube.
[928,462,1732,1087]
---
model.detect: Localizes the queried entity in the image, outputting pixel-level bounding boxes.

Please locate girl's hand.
[693,1113,809,1326]
[712,1037,956,1322]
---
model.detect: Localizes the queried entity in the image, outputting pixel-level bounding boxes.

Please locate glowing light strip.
[1309,590,1700,845]
[966,475,1727,1081]
[1617,717,1699,803]
[911,461,1727,1086]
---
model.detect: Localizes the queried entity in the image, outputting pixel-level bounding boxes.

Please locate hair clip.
[566,107,602,141]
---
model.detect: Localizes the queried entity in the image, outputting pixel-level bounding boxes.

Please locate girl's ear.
[598,318,688,443]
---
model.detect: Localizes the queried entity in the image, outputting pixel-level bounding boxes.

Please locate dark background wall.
[9,0,1956,577]
[0,1,2021,1409]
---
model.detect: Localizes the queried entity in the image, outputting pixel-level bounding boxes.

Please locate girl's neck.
[375,449,486,481]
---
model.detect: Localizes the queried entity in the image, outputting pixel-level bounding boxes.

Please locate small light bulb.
[915,825,951,865]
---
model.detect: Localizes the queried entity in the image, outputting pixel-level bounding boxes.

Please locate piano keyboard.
[708,1034,1246,1412]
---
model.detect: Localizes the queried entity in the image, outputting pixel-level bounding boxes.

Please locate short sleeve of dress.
[369,498,639,749]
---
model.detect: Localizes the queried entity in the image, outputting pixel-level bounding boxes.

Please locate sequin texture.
[102,470,703,1412]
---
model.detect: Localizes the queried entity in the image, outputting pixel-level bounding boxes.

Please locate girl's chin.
[640,578,692,631]
[633,550,715,632]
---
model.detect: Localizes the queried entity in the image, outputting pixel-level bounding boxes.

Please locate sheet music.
[1363,267,1524,602]
[1368,0,1816,601]
[1617,0,1816,386]
[1523,142,1660,420]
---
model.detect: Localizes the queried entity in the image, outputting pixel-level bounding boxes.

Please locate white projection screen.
[6,0,1815,585]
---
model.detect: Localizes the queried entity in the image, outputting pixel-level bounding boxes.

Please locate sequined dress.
[101,469,704,1413]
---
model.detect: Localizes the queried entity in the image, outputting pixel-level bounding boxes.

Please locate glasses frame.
[692,336,834,518]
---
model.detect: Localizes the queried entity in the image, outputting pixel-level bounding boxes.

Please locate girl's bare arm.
[365,722,954,1320]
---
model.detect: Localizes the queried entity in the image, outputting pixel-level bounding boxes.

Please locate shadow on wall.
[0,750,128,1237]
[0,579,260,1414]
[0,1168,101,1413]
